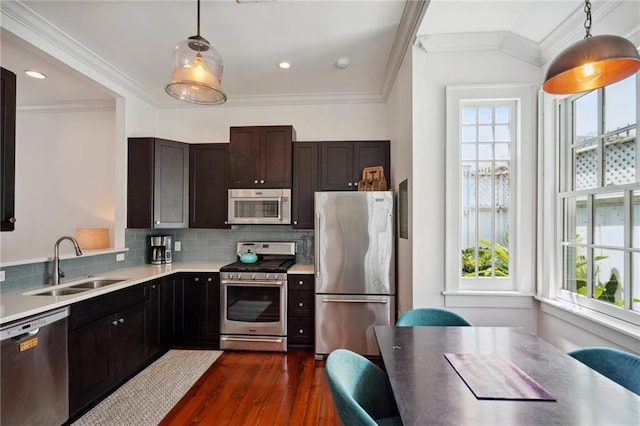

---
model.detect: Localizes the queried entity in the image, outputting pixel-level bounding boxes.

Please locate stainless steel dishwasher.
[1,307,69,426]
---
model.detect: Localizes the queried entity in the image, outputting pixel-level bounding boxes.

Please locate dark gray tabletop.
[374,326,640,425]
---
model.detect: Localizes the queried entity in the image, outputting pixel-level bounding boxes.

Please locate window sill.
[536,296,640,351]
[442,291,535,308]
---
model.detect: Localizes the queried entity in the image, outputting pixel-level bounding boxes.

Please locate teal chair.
[568,347,640,395]
[325,349,402,426]
[396,308,473,327]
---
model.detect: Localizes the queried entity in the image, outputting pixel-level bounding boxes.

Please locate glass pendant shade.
[165,35,227,104]
[543,34,640,95]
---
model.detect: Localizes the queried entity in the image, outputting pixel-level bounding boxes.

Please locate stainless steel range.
[219,241,296,352]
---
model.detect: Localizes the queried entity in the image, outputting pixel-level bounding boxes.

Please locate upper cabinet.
[228,125,295,188]
[128,137,189,229]
[320,141,390,191]
[189,144,229,229]
[1,67,17,232]
[292,143,318,229]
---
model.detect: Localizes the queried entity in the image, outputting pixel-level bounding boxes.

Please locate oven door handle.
[221,280,286,287]
[220,336,284,343]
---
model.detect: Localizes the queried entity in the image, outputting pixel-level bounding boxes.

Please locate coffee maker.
[150,235,172,264]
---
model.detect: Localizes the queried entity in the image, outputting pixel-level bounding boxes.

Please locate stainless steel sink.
[69,279,125,289]
[31,288,89,296]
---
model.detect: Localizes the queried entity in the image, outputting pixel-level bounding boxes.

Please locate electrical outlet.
[0,271,5,282]
[116,253,125,262]
[174,241,181,252]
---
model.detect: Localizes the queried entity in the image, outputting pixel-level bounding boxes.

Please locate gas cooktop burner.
[220,258,295,273]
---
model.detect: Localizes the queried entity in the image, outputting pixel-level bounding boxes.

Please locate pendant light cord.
[583,0,592,39]
[196,0,201,37]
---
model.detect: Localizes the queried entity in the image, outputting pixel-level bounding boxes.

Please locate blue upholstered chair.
[568,346,640,395]
[396,308,473,327]
[325,349,402,426]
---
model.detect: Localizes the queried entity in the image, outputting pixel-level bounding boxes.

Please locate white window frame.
[554,75,640,326]
[445,84,537,302]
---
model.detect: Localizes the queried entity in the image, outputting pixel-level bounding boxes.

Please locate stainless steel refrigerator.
[314,191,395,359]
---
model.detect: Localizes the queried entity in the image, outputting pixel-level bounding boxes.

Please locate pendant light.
[542,0,640,95]
[165,0,227,104]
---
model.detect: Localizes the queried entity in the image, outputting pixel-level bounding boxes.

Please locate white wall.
[157,103,388,143]
[2,108,116,261]
[385,46,414,315]
[412,47,542,330]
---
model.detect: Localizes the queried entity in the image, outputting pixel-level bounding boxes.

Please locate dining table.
[373,326,640,425]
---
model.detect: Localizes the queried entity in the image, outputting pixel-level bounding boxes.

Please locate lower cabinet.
[147,277,175,359]
[68,286,148,416]
[287,274,314,348]
[175,273,220,347]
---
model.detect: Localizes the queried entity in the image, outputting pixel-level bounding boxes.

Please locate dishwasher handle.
[0,307,69,342]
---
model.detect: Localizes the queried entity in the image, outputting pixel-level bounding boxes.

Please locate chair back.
[325,349,401,426]
[568,346,640,396]
[396,308,473,327]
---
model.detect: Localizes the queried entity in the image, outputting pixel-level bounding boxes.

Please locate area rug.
[72,349,222,426]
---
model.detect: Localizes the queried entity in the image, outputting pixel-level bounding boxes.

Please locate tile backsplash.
[0,226,313,293]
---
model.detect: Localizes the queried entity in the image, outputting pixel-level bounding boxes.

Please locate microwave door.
[229,197,281,224]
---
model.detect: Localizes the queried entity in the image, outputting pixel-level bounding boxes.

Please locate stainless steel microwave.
[227,188,291,225]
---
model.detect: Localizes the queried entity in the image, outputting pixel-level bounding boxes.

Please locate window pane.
[495,125,510,142]
[478,144,492,160]
[478,107,492,124]
[574,141,598,190]
[495,143,510,160]
[563,246,585,294]
[604,128,636,185]
[594,193,624,247]
[462,107,476,124]
[461,144,476,160]
[478,125,493,142]
[574,91,598,142]
[564,196,588,243]
[495,106,510,124]
[604,76,636,133]
[633,191,640,248]
[593,248,624,307]
[462,125,476,143]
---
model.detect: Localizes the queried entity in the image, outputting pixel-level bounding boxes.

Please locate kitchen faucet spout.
[52,236,83,285]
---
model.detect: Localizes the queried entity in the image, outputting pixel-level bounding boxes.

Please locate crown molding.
[157,91,386,109]
[417,31,541,65]
[380,0,429,101]
[1,1,156,105]
[17,100,115,114]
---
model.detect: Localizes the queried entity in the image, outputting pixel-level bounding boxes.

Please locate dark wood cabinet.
[175,273,220,347]
[1,67,16,232]
[228,126,295,188]
[189,144,230,228]
[147,277,175,359]
[292,143,318,229]
[319,141,390,191]
[68,286,148,416]
[287,274,314,348]
[127,137,189,228]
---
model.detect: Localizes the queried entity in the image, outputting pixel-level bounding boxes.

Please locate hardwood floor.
[160,349,341,425]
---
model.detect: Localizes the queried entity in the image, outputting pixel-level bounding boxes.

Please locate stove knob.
[251,273,255,280]
[265,274,271,280]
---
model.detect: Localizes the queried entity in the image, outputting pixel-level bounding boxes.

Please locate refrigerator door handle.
[321,297,389,304]
[315,212,321,279]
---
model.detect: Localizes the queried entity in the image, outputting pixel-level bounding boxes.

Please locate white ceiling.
[1,0,586,108]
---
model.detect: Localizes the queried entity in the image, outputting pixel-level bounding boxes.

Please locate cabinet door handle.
[298,302,304,307]
[207,277,213,282]
[260,180,265,184]
[348,182,352,187]
[195,277,200,282]
[155,220,161,224]
[119,318,125,324]
[254,180,259,184]
[293,220,298,225]
[298,329,304,334]
[8,217,16,224]
[298,281,303,286]
[112,320,119,326]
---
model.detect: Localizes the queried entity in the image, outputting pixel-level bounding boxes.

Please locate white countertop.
[0,261,314,325]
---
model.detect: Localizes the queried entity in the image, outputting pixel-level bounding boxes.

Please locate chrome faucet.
[52,236,83,285]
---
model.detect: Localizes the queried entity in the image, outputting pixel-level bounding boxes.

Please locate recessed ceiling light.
[277,62,291,70]
[335,57,350,69]
[25,70,47,79]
